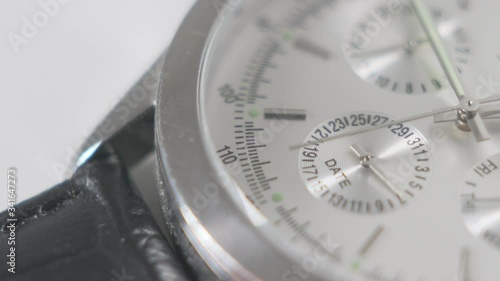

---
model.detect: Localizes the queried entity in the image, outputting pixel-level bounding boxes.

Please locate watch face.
[196,0,500,280]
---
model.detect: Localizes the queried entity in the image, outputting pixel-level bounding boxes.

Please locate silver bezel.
[156,1,303,280]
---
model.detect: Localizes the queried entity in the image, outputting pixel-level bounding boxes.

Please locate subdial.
[298,112,433,214]
[460,153,500,252]
[344,3,471,95]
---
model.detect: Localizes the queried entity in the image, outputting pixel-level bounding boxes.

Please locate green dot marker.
[351,261,361,271]
[248,109,260,118]
[283,31,293,41]
[272,193,284,203]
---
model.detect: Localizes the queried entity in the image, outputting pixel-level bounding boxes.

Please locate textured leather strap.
[0,146,194,281]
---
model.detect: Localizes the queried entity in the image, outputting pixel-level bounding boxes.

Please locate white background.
[0,0,195,210]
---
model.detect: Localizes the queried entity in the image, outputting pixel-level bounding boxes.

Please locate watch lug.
[74,52,167,172]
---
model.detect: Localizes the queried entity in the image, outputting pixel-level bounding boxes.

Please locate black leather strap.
[0,146,194,281]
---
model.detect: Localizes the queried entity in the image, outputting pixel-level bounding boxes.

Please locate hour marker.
[272,193,284,203]
[421,83,427,93]
[465,181,477,187]
[248,108,260,117]
[392,82,399,92]
[294,38,331,60]
[351,261,361,271]
[283,31,293,41]
[358,225,384,256]
[264,108,307,121]
[459,247,471,281]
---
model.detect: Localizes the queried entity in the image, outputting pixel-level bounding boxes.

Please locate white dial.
[199,0,500,280]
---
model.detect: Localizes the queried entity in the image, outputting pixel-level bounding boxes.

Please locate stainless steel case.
[156,1,304,280]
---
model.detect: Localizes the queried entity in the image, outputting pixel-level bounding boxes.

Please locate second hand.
[289,104,459,150]
[289,95,500,151]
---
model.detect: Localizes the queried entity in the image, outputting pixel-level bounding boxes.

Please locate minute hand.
[411,0,490,141]
[410,0,465,98]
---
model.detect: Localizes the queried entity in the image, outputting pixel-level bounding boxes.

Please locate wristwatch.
[3,0,500,280]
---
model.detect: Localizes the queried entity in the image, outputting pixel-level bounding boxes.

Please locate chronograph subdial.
[461,153,500,252]
[345,3,471,95]
[298,112,433,214]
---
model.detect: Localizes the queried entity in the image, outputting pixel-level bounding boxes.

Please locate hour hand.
[467,114,491,141]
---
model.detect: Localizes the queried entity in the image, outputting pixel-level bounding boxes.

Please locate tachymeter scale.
[298,112,433,214]
[461,153,500,252]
